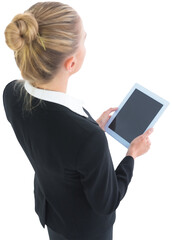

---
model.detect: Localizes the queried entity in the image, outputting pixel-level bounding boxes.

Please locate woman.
[3,2,153,240]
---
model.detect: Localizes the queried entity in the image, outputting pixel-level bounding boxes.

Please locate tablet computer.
[105,83,169,148]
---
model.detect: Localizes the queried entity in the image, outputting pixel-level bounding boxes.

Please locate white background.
[1,0,172,239]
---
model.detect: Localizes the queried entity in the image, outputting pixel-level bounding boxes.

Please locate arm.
[80,107,153,215]
[76,128,134,216]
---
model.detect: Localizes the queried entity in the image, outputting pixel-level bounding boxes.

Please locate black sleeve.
[76,128,134,215]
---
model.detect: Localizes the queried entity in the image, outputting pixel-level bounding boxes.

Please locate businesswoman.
[3,2,153,240]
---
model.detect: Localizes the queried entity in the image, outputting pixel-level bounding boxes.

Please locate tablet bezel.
[105,83,169,148]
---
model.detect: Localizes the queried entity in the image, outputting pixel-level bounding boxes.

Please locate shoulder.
[3,80,25,121]
[3,80,24,99]
[3,79,22,90]
[44,106,107,149]
[43,102,102,137]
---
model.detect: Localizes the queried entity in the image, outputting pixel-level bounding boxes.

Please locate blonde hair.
[4,2,81,112]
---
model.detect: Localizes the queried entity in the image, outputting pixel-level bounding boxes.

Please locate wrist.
[96,119,100,125]
[126,150,136,159]
[96,119,104,131]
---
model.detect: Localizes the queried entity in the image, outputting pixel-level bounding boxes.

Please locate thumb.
[143,128,154,137]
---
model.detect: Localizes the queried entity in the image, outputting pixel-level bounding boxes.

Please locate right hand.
[126,128,154,159]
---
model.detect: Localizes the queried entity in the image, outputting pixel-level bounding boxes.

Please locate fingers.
[147,138,151,146]
[143,129,153,151]
[143,128,154,137]
[106,107,118,114]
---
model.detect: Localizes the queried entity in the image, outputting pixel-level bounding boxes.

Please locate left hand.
[96,107,118,131]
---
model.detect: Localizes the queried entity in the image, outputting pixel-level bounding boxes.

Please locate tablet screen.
[108,89,163,143]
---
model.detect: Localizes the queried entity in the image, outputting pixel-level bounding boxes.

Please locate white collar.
[24,80,88,118]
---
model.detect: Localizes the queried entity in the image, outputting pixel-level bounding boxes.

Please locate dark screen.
[109,89,163,143]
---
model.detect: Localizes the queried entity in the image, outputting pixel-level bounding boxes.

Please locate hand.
[126,128,154,159]
[96,107,118,131]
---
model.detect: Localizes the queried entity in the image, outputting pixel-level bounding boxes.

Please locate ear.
[64,56,76,73]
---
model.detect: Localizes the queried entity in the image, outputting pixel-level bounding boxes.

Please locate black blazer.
[3,80,134,240]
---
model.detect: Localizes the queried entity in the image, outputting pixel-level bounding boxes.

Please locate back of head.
[4,2,81,86]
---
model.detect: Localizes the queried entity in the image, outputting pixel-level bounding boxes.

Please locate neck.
[35,69,70,93]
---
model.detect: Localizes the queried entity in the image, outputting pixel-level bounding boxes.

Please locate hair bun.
[5,12,38,51]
